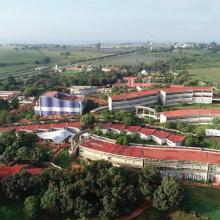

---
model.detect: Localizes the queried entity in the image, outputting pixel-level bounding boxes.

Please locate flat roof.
[161,86,213,93]
[161,109,220,118]
[80,138,220,165]
[111,89,159,101]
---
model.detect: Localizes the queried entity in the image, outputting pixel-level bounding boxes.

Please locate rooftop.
[161,86,213,93]
[110,89,159,101]
[166,134,185,143]
[80,138,220,165]
[161,109,220,118]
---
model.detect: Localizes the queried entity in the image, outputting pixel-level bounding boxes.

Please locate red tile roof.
[42,91,58,97]
[161,86,213,93]
[152,130,170,139]
[111,89,159,101]
[80,138,220,165]
[16,126,24,132]
[124,126,141,133]
[67,121,81,129]
[22,125,39,132]
[166,134,185,143]
[138,127,156,136]
[161,109,220,118]
[111,123,126,131]
[0,164,26,178]
[52,122,68,129]
[38,124,53,130]
[97,122,112,129]
[143,147,220,164]
[26,168,42,175]
[81,139,142,158]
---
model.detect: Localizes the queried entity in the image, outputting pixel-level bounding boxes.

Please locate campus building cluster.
[108,86,213,110]
[98,123,185,146]
[79,137,220,184]
[34,91,86,116]
[0,121,81,134]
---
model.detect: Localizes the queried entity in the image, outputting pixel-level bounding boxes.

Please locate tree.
[0,99,9,110]
[139,164,162,199]
[16,146,30,161]
[116,135,129,145]
[95,42,101,50]
[10,97,19,109]
[40,183,60,213]
[24,196,39,219]
[153,176,183,211]
[1,170,39,200]
[80,113,95,128]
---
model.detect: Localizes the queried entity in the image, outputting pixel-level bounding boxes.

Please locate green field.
[182,186,220,220]
[83,51,167,65]
[62,70,82,75]
[137,185,220,220]
[189,67,220,85]
[1,46,220,85]
[0,46,112,82]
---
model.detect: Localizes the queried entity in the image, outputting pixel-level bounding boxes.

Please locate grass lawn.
[0,199,25,220]
[189,67,220,85]
[182,185,220,220]
[62,70,82,75]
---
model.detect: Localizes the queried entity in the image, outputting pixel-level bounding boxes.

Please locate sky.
[0,0,219,44]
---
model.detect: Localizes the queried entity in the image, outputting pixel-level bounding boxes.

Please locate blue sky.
[0,0,219,43]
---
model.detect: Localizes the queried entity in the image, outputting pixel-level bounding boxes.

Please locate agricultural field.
[83,50,168,65]
[189,67,220,85]
[0,46,113,82]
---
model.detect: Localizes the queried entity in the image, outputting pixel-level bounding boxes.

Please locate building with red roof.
[67,121,81,132]
[123,125,141,134]
[138,127,156,140]
[165,134,185,147]
[97,122,184,146]
[108,89,159,110]
[108,86,213,111]
[151,130,170,145]
[110,123,126,133]
[79,137,220,184]
[160,86,213,106]
[160,109,220,124]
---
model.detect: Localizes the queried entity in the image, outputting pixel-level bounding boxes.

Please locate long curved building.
[79,137,220,184]
[160,109,220,123]
[34,91,86,116]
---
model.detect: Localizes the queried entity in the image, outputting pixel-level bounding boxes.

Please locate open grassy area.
[62,69,82,75]
[84,51,168,65]
[182,185,220,220]
[189,67,220,85]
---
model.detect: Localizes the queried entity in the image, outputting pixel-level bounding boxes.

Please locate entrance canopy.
[37,129,74,144]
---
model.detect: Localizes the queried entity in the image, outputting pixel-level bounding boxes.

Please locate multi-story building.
[34,91,86,116]
[0,91,21,100]
[108,89,159,110]
[108,86,213,111]
[160,86,213,106]
[97,122,185,146]
[79,137,220,184]
[160,109,220,123]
